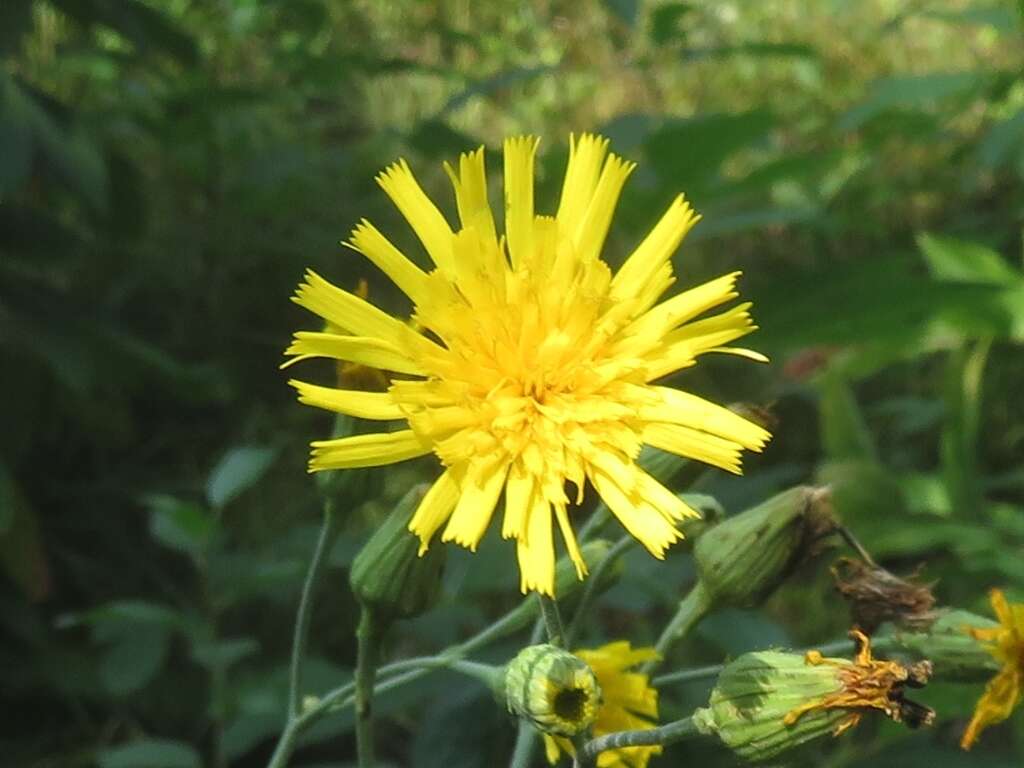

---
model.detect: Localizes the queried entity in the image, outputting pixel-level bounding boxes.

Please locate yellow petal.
[517,495,555,595]
[611,195,700,302]
[376,159,454,274]
[502,464,535,540]
[442,459,509,551]
[556,134,609,243]
[283,332,423,375]
[622,272,741,346]
[345,219,430,305]
[642,422,744,474]
[589,463,682,559]
[289,379,404,420]
[961,663,1022,749]
[308,430,431,470]
[444,146,497,245]
[292,270,417,344]
[552,502,587,579]
[504,135,540,269]
[409,469,460,553]
[643,386,771,451]
[573,152,635,263]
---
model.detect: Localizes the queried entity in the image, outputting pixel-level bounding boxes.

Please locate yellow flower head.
[543,641,661,768]
[285,134,771,595]
[961,588,1024,750]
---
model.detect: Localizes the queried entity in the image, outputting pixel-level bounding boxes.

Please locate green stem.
[644,582,711,674]
[288,503,338,718]
[537,594,566,647]
[509,723,537,768]
[576,716,701,767]
[565,535,633,646]
[355,610,382,768]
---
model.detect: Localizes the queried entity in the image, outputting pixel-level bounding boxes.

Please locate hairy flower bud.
[349,484,446,622]
[890,609,1001,682]
[504,644,601,737]
[694,631,933,762]
[693,486,837,608]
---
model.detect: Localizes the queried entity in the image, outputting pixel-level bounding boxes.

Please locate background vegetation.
[2,0,1024,766]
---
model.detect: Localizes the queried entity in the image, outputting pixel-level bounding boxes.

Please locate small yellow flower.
[543,642,661,768]
[285,134,770,595]
[961,589,1024,749]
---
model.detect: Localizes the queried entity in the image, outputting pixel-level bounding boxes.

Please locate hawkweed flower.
[505,644,602,737]
[543,642,661,768]
[285,134,770,595]
[695,630,933,762]
[960,589,1024,749]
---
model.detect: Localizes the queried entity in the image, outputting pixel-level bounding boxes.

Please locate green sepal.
[349,484,445,622]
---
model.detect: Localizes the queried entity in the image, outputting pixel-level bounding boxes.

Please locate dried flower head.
[832,557,937,634]
[784,629,935,735]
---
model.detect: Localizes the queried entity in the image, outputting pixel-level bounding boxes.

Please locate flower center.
[553,686,592,724]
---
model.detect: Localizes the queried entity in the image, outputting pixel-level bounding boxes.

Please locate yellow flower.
[961,589,1024,749]
[285,134,770,595]
[543,642,661,768]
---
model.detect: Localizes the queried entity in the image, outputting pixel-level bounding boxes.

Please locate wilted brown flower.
[832,557,937,634]
[784,629,935,735]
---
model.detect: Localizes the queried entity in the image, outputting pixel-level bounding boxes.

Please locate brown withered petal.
[832,556,937,634]
[784,630,935,735]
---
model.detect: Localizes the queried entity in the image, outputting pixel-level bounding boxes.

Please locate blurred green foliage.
[2,1,1024,766]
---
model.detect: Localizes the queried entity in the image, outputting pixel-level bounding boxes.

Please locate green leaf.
[0,0,33,56]
[941,339,991,515]
[54,0,198,64]
[206,445,278,510]
[644,109,775,194]
[190,637,259,669]
[918,232,1021,285]
[0,461,16,534]
[818,367,878,462]
[649,2,695,44]
[603,0,639,25]
[145,495,216,556]
[99,624,171,695]
[839,72,984,131]
[97,739,201,768]
[0,83,31,196]
[975,108,1024,168]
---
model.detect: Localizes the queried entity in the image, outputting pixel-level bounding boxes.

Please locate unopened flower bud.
[694,631,933,762]
[349,484,445,622]
[504,644,601,737]
[890,609,1001,682]
[693,486,837,608]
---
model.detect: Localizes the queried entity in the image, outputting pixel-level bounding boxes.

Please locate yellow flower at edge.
[543,641,661,768]
[284,134,771,595]
[961,588,1024,750]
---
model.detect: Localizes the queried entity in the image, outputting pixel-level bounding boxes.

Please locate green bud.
[694,633,933,762]
[349,484,445,622]
[890,609,1001,682]
[693,486,836,608]
[504,644,601,737]
[694,651,850,761]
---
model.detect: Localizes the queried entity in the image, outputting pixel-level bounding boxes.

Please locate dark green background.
[2,1,1024,766]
